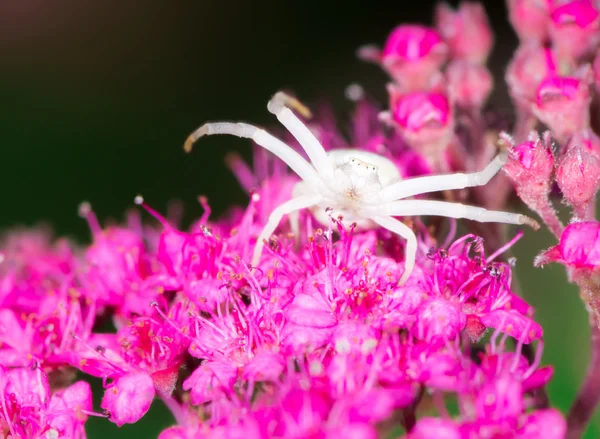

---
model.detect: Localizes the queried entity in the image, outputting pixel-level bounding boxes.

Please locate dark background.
[0,1,596,437]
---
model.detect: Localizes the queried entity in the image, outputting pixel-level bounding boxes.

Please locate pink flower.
[550,0,600,62]
[387,84,454,168]
[502,132,555,211]
[358,25,447,90]
[535,221,600,270]
[506,44,558,108]
[507,0,551,42]
[445,60,493,109]
[556,130,600,216]
[532,66,593,143]
[435,2,494,63]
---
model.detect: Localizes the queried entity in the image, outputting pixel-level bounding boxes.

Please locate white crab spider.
[184,92,539,284]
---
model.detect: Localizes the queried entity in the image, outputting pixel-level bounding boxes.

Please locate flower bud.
[502,131,555,209]
[358,25,447,90]
[506,44,559,108]
[535,221,600,271]
[506,0,551,43]
[556,129,600,216]
[550,0,600,63]
[532,65,592,143]
[446,60,493,109]
[387,83,454,166]
[435,2,494,63]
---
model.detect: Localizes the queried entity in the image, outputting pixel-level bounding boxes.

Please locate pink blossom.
[506,44,558,108]
[536,221,600,270]
[532,66,593,143]
[550,0,600,62]
[388,85,454,167]
[435,2,494,63]
[359,25,447,90]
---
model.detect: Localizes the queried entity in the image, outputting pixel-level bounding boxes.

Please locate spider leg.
[252,194,323,266]
[379,152,508,202]
[184,122,319,184]
[371,216,417,286]
[382,199,540,229]
[267,92,334,177]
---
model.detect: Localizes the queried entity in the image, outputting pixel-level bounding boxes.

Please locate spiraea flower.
[358,25,448,90]
[549,0,600,63]
[532,65,593,143]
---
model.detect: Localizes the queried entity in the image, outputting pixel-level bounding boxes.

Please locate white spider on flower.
[184,92,539,284]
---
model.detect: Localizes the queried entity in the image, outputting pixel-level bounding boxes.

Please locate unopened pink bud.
[507,0,551,43]
[506,44,559,108]
[446,60,493,108]
[556,129,600,216]
[435,2,494,64]
[503,132,555,208]
[358,25,447,90]
[388,85,454,164]
[535,221,600,270]
[532,65,592,143]
[550,0,600,62]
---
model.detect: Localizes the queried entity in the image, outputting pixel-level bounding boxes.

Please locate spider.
[184,92,539,284]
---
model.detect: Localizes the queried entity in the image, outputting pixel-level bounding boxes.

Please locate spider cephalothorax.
[185,92,539,284]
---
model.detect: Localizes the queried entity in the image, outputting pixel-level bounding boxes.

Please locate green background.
[0,0,596,437]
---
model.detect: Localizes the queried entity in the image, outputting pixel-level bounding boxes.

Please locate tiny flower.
[532,65,593,143]
[358,25,448,90]
[549,0,600,63]
[556,130,600,217]
[435,2,494,63]
[386,84,454,169]
[506,44,559,108]
[446,60,493,109]
[535,221,600,271]
[507,0,551,43]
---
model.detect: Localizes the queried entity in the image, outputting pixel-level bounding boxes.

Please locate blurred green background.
[0,0,596,437]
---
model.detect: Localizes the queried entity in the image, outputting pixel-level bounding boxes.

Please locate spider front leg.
[379,151,508,202]
[184,121,319,184]
[370,216,418,286]
[252,194,323,266]
[382,199,540,229]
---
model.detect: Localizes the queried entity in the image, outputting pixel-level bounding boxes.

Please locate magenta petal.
[523,366,554,391]
[182,361,238,405]
[101,372,155,427]
[410,417,462,439]
[480,309,543,343]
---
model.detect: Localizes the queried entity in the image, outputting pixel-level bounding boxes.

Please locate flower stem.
[567,278,600,439]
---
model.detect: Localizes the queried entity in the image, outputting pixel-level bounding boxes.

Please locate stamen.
[78,201,102,236]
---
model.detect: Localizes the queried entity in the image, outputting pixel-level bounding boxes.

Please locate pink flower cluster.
[8,0,600,438]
